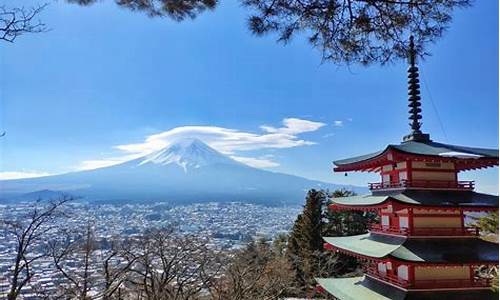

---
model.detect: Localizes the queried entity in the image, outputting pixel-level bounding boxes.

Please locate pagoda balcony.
[412,278,492,289]
[369,224,480,237]
[368,224,408,235]
[365,267,491,290]
[365,267,410,288]
[368,179,475,191]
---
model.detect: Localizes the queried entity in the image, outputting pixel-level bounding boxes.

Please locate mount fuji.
[0,139,361,205]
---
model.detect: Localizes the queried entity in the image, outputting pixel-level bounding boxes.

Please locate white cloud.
[260,118,326,135]
[333,120,344,127]
[0,171,51,180]
[230,156,280,168]
[80,117,325,170]
[115,118,325,156]
[76,154,142,171]
[77,159,124,171]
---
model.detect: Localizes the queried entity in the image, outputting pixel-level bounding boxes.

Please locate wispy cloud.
[0,171,51,180]
[230,155,280,168]
[79,118,326,170]
[77,159,129,171]
[333,120,344,127]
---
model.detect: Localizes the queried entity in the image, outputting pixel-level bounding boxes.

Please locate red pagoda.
[316,37,499,300]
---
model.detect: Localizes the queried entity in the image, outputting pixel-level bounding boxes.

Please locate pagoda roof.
[334,140,498,172]
[324,234,404,259]
[330,190,499,210]
[392,238,498,263]
[324,233,498,264]
[316,276,497,300]
[316,276,400,300]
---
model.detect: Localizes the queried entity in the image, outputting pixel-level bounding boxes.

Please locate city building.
[316,37,499,300]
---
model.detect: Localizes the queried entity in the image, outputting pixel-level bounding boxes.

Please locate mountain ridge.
[0,139,364,204]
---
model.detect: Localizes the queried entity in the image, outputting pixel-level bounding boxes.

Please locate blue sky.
[1,0,498,193]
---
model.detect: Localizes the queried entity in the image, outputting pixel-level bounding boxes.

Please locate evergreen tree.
[475,211,499,238]
[323,189,375,237]
[286,188,375,296]
[286,216,305,292]
[286,189,326,293]
[474,212,499,293]
[300,189,325,254]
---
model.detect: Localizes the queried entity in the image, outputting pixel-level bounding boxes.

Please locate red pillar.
[407,160,413,185]
[469,265,475,281]
[408,208,414,235]
[460,208,465,235]
[409,265,415,287]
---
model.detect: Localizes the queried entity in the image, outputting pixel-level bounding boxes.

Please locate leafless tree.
[49,221,137,300]
[0,4,48,43]
[122,228,225,300]
[1,196,71,300]
[49,222,97,299]
[212,239,295,300]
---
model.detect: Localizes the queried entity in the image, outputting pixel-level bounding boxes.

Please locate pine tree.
[286,188,378,296]
[286,216,305,292]
[286,189,326,293]
[323,189,375,237]
[474,212,499,293]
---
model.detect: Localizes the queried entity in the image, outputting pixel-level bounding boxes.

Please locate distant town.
[0,201,301,299]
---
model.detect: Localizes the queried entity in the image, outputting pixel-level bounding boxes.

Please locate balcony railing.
[369,224,480,237]
[369,224,408,235]
[366,267,492,289]
[365,267,410,288]
[413,278,491,289]
[412,226,479,236]
[368,179,475,191]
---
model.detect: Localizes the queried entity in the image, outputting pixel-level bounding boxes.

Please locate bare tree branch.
[0,4,48,43]
[1,196,71,300]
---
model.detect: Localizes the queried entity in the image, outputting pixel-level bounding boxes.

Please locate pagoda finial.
[403,36,430,142]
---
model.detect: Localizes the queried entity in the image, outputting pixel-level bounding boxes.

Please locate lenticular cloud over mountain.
[0,139,359,204]
[138,138,243,172]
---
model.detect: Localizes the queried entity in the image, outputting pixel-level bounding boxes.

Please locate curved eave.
[329,193,499,211]
[323,234,406,259]
[316,277,398,300]
[391,238,499,264]
[333,148,390,172]
[333,144,499,172]
[329,195,392,210]
[324,234,499,264]
[317,276,497,300]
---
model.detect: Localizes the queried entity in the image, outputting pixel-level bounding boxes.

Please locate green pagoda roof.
[316,276,497,300]
[334,140,498,169]
[324,234,404,258]
[324,234,498,263]
[316,276,399,300]
[331,190,499,208]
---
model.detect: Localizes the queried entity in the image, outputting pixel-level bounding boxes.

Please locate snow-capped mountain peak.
[138,138,240,172]
[1,138,360,204]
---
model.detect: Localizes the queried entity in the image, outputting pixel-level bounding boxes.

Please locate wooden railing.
[365,267,410,288]
[413,278,491,289]
[412,226,479,236]
[366,267,492,289]
[369,224,408,235]
[368,180,475,191]
[369,224,479,237]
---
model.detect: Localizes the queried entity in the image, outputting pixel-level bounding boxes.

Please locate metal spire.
[403,36,430,142]
[408,36,422,133]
